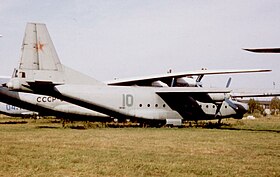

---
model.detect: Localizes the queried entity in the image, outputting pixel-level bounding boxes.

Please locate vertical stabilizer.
[20,23,62,71]
[8,23,104,92]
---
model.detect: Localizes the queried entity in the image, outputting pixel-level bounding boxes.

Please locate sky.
[0,0,280,90]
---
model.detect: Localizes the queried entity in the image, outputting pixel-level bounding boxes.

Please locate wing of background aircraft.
[0,77,37,117]
[106,69,271,87]
[231,91,280,98]
[243,48,280,53]
[0,102,37,117]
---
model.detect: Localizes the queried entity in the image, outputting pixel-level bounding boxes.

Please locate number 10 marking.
[122,94,134,107]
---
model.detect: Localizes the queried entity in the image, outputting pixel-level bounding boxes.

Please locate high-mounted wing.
[107,69,271,87]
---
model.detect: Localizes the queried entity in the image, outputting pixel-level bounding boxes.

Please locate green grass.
[0,116,279,177]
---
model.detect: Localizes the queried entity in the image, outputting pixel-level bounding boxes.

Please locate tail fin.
[8,23,103,91]
[20,23,62,71]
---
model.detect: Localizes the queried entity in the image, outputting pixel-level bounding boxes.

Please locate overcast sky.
[0,0,279,89]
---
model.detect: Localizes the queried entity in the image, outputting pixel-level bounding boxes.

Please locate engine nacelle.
[151,80,168,87]
[176,77,197,87]
[208,93,230,102]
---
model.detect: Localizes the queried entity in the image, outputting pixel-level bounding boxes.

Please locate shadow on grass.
[68,125,86,130]
[200,122,280,133]
[0,121,28,124]
[36,125,86,129]
[36,126,61,129]
[218,127,280,133]
[202,123,279,133]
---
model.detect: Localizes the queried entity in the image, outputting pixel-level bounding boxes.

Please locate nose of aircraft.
[232,101,248,119]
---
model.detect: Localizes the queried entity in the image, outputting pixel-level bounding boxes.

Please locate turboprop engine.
[208,93,231,103]
[151,80,168,87]
[176,77,201,87]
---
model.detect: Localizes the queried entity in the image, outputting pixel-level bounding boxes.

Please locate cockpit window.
[12,69,18,78]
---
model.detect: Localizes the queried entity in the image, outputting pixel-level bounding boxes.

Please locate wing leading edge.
[107,69,271,86]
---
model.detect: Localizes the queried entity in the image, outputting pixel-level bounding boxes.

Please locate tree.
[248,99,258,114]
[248,99,264,114]
[270,97,280,115]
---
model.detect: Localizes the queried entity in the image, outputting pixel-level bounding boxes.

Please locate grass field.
[0,115,279,177]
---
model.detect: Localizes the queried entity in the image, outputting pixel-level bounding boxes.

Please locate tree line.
[248,97,280,115]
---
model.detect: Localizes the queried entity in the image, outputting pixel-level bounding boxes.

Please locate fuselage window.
[163,104,166,108]
[206,105,209,108]
[213,105,215,108]
[225,106,228,109]
[21,72,26,78]
[147,104,150,107]
[139,104,142,107]
[155,104,158,107]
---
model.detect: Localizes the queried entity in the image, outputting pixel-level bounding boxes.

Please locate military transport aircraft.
[5,23,272,126]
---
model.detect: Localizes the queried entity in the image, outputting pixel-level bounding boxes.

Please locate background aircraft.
[244,48,280,53]
[0,76,37,117]
[6,23,272,126]
[0,102,37,117]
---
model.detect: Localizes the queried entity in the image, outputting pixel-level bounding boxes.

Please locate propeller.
[224,98,238,110]
[225,77,231,88]
[170,78,175,87]
[196,74,204,87]
[215,77,239,117]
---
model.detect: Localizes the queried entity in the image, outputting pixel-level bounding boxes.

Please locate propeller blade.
[170,78,175,87]
[196,81,203,87]
[225,98,238,110]
[225,77,232,88]
[196,74,204,82]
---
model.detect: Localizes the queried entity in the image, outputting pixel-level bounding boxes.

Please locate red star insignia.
[35,42,44,51]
